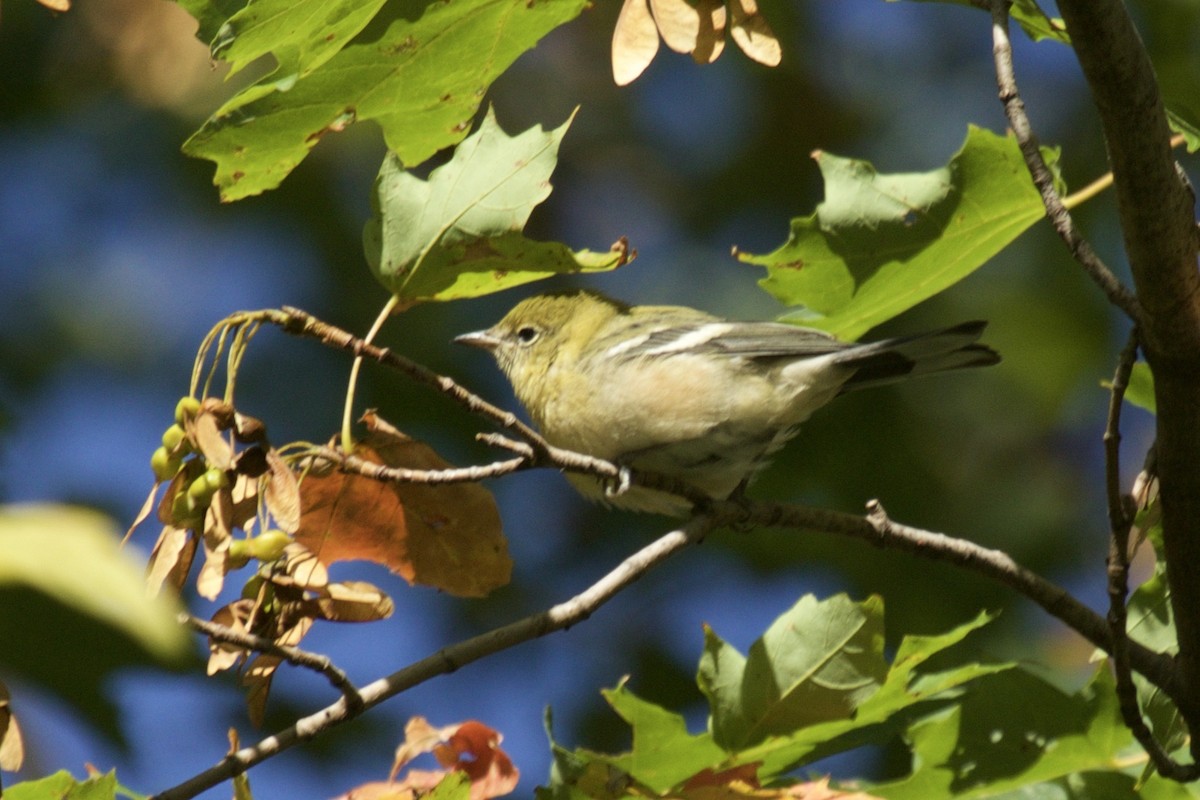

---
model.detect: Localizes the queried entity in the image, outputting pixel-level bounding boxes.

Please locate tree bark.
[1057,0,1200,717]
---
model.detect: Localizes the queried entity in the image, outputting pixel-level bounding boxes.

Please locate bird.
[456,289,999,515]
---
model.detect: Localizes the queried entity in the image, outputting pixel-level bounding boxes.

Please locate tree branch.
[732,498,1180,700]
[1101,336,1200,779]
[987,0,1144,325]
[183,614,364,710]
[1055,0,1200,722]
[150,516,716,800]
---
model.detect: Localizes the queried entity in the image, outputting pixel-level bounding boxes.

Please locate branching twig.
[183,614,364,710]
[311,445,528,485]
[1099,335,1200,779]
[987,0,1145,326]
[732,498,1180,700]
[269,307,549,452]
[151,516,716,800]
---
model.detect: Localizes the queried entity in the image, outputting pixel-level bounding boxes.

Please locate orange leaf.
[296,421,510,598]
[393,718,517,800]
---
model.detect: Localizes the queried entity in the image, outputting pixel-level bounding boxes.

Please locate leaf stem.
[341,294,402,453]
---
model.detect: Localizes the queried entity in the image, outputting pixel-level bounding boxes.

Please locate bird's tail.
[834,321,1000,393]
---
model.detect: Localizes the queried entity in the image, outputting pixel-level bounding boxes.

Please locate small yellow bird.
[457,290,999,515]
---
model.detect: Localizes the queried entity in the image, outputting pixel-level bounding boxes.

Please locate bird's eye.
[515,326,540,346]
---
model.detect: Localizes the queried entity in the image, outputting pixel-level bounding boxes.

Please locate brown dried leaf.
[197,493,236,600]
[207,601,255,675]
[229,472,262,531]
[265,448,301,533]
[390,718,517,800]
[243,617,313,727]
[649,0,700,53]
[0,681,24,772]
[157,466,193,526]
[314,580,394,622]
[124,484,160,544]
[244,653,281,728]
[146,525,195,595]
[296,421,510,598]
[612,0,660,86]
[729,0,780,66]
[190,410,234,470]
[393,716,450,775]
[692,0,727,63]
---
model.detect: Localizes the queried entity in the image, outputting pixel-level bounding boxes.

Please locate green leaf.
[602,683,727,792]
[1167,108,1200,154]
[427,772,471,800]
[181,0,590,200]
[364,108,629,301]
[6,768,142,800]
[888,0,1069,44]
[1126,362,1157,414]
[739,126,1049,340]
[542,700,680,799]
[539,599,1005,798]
[212,0,388,78]
[874,666,1135,800]
[747,609,1007,780]
[177,0,250,47]
[698,593,887,750]
[0,505,187,661]
[0,504,190,743]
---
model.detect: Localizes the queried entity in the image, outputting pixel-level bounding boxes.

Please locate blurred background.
[0,0,1181,796]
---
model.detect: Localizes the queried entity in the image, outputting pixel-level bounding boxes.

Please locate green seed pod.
[174,396,202,425]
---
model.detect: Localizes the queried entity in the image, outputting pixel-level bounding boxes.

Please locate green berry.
[171,491,202,527]
[161,424,187,453]
[187,474,215,502]
[228,540,252,570]
[202,467,229,494]
[248,529,291,562]
[240,574,266,600]
[174,396,202,425]
[151,447,181,482]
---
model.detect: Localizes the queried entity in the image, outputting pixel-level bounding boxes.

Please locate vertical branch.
[1103,333,1198,779]
[987,0,1143,324]
[1056,0,1200,722]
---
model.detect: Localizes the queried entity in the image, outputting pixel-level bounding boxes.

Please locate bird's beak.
[454,330,502,351]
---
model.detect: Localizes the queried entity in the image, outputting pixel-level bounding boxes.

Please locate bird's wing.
[606,320,848,362]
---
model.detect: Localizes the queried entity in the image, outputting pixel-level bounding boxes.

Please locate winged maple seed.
[139,397,302,603]
[612,0,781,86]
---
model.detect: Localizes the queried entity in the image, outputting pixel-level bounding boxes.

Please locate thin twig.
[736,498,1180,701]
[269,307,549,451]
[183,614,364,710]
[1102,334,1200,780]
[151,517,716,800]
[987,0,1145,326]
[309,445,529,485]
